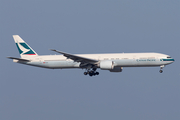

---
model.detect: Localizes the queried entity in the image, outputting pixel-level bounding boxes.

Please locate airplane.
[7,35,175,76]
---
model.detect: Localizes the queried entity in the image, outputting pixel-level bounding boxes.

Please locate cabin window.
[139,58,147,59]
[122,58,128,59]
[167,56,171,58]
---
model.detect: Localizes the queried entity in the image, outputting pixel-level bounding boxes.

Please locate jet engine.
[100,60,114,70]
[100,60,123,72]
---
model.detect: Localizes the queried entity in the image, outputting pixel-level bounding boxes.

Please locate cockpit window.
[167,56,171,58]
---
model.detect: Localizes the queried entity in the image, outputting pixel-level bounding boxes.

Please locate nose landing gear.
[159,65,164,73]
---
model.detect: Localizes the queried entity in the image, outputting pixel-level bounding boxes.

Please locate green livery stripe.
[16,43,23,54]
[162,59,175,61]
[16,43,36,55]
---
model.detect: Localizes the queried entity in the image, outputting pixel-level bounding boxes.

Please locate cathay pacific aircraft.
[7,35,175,76]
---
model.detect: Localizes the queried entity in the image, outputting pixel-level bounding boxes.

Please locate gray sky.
[1,0,179,120]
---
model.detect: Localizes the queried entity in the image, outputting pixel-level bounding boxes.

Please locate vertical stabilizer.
[13,35,38,58]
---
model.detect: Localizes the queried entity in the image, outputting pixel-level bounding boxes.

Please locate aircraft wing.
[50,49,98,64]
[7,57,30,62]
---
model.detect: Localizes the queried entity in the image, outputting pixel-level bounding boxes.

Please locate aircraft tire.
[89,73,93,76]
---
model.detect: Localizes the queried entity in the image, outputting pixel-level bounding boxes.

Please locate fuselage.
[14,52,174,69]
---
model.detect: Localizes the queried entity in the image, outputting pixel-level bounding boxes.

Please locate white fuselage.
[9,35,175,75]
[14,52,174,69]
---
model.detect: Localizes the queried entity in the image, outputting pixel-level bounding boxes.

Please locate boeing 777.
[7,35,175,76]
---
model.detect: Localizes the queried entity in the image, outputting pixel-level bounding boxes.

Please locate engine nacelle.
[100,60,123,72]
[100,60,114,70]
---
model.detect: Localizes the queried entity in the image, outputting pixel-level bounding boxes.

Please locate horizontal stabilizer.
[7,57,30,62]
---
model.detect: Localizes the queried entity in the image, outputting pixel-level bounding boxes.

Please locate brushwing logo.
[16,42,36,55]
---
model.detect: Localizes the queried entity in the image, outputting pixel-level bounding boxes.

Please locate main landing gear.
[159,65,164,73]
[84,68,99,76]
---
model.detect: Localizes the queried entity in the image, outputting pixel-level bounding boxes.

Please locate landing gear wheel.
[90,71,94,74]
[84,67,99,76]
[96,72,99,75]
[159,70,163,73]
[89,73,93,76]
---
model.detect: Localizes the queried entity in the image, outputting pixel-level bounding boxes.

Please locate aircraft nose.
[169,58,175,63]
[162,57,175,63]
